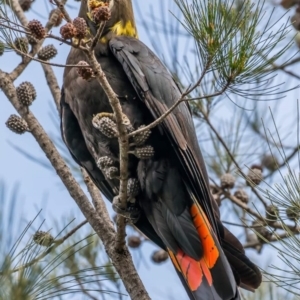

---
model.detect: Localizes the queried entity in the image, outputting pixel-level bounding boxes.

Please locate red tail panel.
[168,202,239,300]
[169,250,206,291]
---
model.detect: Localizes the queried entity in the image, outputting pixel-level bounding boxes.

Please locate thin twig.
[224,190,300,232]
[262,60,300,80]
[55,220,88,243]
[0,21,29,34]
[91,21,106,49]
[84,49,129,251]
[128,61,213,137]
[244,232,294,249]
[51,0,73,23]
[264,144,300,180]
[204,115,269,208]
[222,220,258,228]
[0,220,88,275]
[74,276,99,300]
[41,64,61,112]
[8,0,68,81]
[273,65,300,80]
[129,86,226,138]
[9,0,28,27]
[47,32,74,46]
[224,190,266,221]
[11,45,80,67]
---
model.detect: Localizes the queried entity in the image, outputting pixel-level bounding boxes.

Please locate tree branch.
[52,0,73,23]
[9,0,28,27]
[129,74,227,138]
[244,232,296,249]
[41,64,61,112]
[84,49,129,251]
[8,0,67,81]
[204,114,268,208]
[0,71,150,300]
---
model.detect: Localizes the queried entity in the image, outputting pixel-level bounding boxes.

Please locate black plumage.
[61,1,262,299]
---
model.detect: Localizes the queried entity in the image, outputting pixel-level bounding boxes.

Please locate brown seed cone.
[76,61,94,80]
[234,189,249,204]
[246,167,263,186]
[33,231,54,247]
[127,236,142,248]
[26,33,38,45]
[60,22,77,40]
[246,233,258,244]
[16,81,36,106]
[5,114,29,134]
[266,205,279,223]
[105,166,119,180]
[28,19,45,40]
[220,173,235,189]
[37,44,57,61]
[25,81,36,99]
[286,207,300,221]
[19,0,33,11]
[252,220,272,243]
[151,250,169,263]
[261,155,278,172]
[127,178,140,198]
[49,9,63,27]
[132,125,151,146]
[92,6,111,23]
[14,37,29,55]
[280,0,298,9]
[134,145,155,160]
[93,116,118,138]
[73,17,87,39]
[97,156,114,170]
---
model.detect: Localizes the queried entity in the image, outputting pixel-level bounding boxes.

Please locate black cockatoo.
[60,0,262,299]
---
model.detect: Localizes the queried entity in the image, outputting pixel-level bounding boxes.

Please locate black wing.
[109,36,261,291]
[60,87,165,249]
[60,87,114,201]
[109,36,217,233]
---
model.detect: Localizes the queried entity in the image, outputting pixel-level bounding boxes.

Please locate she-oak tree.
[0,0,300,299]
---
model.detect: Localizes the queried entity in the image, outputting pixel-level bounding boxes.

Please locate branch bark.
[41,64,61,112]
[84,49,129,251]
[2,1,148,295]
[0,71,150,300]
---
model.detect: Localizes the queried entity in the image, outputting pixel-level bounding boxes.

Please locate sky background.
[0,0,300,299]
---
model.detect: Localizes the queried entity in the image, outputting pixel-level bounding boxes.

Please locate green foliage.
[1,0,300,298]
[241,281,298,300]
[175,0,294,97]
[253,109,300,297]
[0,184,122,300]
[0,1,23,48]
[144,2,300,297]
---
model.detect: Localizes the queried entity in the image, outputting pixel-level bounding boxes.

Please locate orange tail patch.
[168,203,219,291]
[191,203,219,268]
